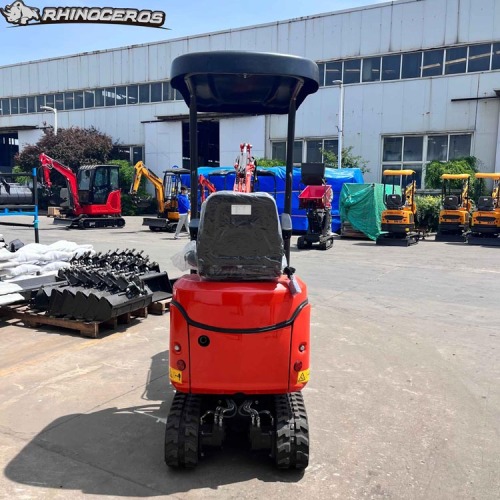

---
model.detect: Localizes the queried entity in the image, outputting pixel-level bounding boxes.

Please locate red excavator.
[164,50,319,470]
[39,153,125,229]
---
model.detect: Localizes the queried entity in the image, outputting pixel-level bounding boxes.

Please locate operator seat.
[477,196,495,211]
[196,191,283,281]
[386,194,403,209]
[443,195,459,210]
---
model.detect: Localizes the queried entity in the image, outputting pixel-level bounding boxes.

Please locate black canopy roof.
[170,51,319,114]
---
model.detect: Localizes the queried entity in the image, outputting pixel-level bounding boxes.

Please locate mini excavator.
[467,172,500,246]
[376,169,419,246]
[39,153,125,229]
[435,173,471,242]
[164,50,318,470]
[129,161,190,232]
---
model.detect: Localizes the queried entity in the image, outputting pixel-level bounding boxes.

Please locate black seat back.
[197,191,283,280]
[477,196,494,211]
[443,195,459,210]
[386,194,402,209]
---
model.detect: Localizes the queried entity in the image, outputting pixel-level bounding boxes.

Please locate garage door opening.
[182,121,219,169]
[0,133,19,173]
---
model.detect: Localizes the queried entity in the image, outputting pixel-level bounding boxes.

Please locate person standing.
[174,186,191,239]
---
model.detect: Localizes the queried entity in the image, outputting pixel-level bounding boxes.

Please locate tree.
[15,127,114,172]
[321,146,370,173]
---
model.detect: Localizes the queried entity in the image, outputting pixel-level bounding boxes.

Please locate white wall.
[219,116,265,166]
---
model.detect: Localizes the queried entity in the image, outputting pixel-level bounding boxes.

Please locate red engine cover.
[169,274,310,395]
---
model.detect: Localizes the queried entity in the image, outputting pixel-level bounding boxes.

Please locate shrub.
[415,195,441,231]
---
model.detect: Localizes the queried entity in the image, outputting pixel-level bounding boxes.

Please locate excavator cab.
[467,172,500,246]
[376,169,419,246]
[435,173,471,242]
[77,165,120,205]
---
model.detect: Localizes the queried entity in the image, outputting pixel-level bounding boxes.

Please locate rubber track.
[164,392,201,468]
[274,392,309,469]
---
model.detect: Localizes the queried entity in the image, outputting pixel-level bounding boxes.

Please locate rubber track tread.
[164,392,201,468]
[274,392,309,469]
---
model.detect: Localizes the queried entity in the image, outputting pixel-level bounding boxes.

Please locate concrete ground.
[0,216,498,499]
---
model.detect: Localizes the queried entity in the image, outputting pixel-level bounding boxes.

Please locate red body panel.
[169,274,310,395]
[80,190,122,216]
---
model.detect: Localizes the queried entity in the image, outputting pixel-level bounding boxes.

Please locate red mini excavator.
[164,51,319,470]
[234,142,257,193]
[39,153,125,229]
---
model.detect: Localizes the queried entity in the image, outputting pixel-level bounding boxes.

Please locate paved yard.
[0,216,498,499]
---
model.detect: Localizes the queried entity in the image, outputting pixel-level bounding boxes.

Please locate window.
[382,54,401,81]
[127,85,138,104]
[271,141,303,163]
[383,137,402,162]
[46,94,55,107]
[139,84,150,103]
[115,86,126,106]
[362,57,380,82]
[18,97,27,114]
[74,91,84,109]
[55,93,64,111]
[174,89,183,101]
[10,98,18,114]
[402,52,422,79]
[343,59,361,84]
[1,99,10,115]
[422,50,444,77]
[427,135,448,161]
[105,87,116,106]
[64,92,74,110]
[325,61,342,85]
[318,63,325,86]
[306,140,323,163]
[27,96,35,113]
[383,133,472,188]
[445,47,467,75]
[84,90,95,108]
[162,81,172,101]
[449,134,471,159]
[95,89,105,107]
[306,138,338,164]
[403,136,423,161]
[492,43,500,70]
[36,95,45,111]
[132,146,144,164]
[468,44,491,72]
[151,82,162,102]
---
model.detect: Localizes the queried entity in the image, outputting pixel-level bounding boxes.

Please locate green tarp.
[340,183,401,240]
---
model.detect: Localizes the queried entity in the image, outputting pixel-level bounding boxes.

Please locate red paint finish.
[169,274,310,395]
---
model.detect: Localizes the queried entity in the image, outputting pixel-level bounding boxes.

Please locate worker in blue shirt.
[174,186,191,239]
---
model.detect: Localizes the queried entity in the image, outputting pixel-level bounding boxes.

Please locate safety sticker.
[169,367,182,384]
[297,368,310,384]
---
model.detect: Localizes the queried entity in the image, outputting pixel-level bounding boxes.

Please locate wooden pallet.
[47,207,61,217]
[148,298,171,315]
[0,304,148,339]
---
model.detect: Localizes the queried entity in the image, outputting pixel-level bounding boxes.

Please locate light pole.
[40,105,58,136]
[332,80,344,169]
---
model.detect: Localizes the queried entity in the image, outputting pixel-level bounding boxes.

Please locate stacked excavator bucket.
[32,249,172,321]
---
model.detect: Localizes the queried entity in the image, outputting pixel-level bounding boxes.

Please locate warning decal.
[297,368,310,384]
[169,367,182,384]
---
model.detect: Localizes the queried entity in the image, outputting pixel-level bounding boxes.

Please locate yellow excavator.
[129,161,189,232]
[435,173,471,242]
[376,169,419,246]
[466,172,500,246]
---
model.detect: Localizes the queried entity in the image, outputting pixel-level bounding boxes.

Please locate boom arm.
[39,153,81,211]
[130,161,165,213]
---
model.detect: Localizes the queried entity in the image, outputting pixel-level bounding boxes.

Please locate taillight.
[293,361,303,372]
[177,360,186,371]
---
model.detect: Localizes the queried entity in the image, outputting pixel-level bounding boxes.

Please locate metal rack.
[0,168,39,243]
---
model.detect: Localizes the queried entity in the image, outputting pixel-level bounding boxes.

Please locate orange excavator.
[467,172,500,245]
